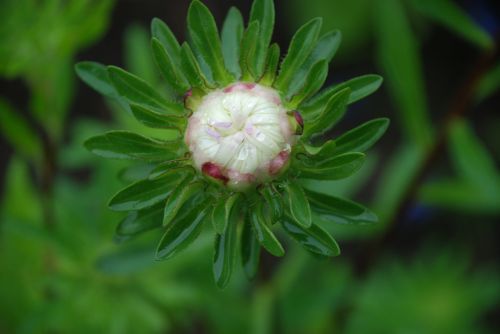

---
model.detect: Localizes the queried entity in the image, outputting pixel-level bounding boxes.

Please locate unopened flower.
[77,0,388,288]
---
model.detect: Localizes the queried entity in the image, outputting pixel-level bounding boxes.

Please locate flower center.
[185,82,295,190]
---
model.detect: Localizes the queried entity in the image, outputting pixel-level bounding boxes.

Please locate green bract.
[76,0,388,288]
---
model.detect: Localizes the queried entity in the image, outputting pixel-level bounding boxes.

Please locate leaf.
[334,118,390,155]
[449,119,500,197]
[305,189,378,224]
[475,62,500,103]
[281,216,340,257]
[211,193,243,234]
[303,75,383,115]
[249,0,275,79]
[163,179,202,227]
[275,18,323,94]
[260,43,280,86]
[0,98,42,161]
[260,185,284,222]
[84,131,182,161]
[288,60,329,108]
[250,202,285,256]
[302,140,336,159]
[297,152,365,180]
[115,204,164,241]
[75,61,118,98]
[108,65,184,114]
[288,30,342,98]
[151,18,181,65]
[283,182,312,228]
[375,0,433,148]
[187,0,230,84]
[180,42,211,90]
[410,0,493,50]
[221,7,244,79]
[303,88,350,138]
[213,210,239,288]
[151,38,190,95]
[240,21,261,80]
[130,103,187,130]
[108,169,190,211]
[124,25,157,86]
[241,219,261,279]
[156,198,209,260]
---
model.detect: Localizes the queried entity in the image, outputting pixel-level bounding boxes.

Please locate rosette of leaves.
[76,0,388,288]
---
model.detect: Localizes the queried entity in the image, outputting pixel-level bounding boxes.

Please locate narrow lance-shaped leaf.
[212,193,243,234]
[249,0,275,79]
[151,38,190,95]
[163,178,202,227]
[187,0,231,85]
[275,18,322,94]
[130,103,187,130]
[260,43,280,86]
[108,66,184,114]
[151,18,182,65]
[241,219,261,279]
[288,60,329,108]
[108,169,191,211]
[283,182,312,228]
[240,21,260,81]
[115,203,164,242]
[75,61,118,98]
[297,152,366,180]
[250,202,285,256]
[221,7,244,79]
[260,185,283,223]
[84,131,182,161]
[281,216,340,257]
[124,25,157,86]
[334,118,390,155]
[288,30,342,97]
[213,208,239,288]
[156,198,209,260]
[180,42,212,90]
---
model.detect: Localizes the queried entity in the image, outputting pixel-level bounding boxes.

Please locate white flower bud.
[185,82,296,190]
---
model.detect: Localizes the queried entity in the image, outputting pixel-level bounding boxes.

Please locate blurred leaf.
[241,219,261,279]
[297,152,365,180]
[96,247,156,274]
[250,202,285,256]
[375,0,433,148]
[275,18,323,94]
[115,204,164,240]
[475,62,500,102]
[0,98,42,161]
[85,131,182,161]
[334,118,390,155]
[124,24,157,85]
[187,0,231,85]
[75,61,118,98]
[283,182,312,228]
[410,0,493,50]
[151,38,190,95]
[211,193,243,234]
[281,216,340,257]
[249,0,275,79]
[130,103,186,130]
[213,213,239,288]
[109,169,190,211]
[221,7,244,79]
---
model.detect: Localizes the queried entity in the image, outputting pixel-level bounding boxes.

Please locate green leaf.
[375,0,433,148]
[151,38,190,95]
[75,61,118,98]
[84,131,182,161]
[211,193,243,234]
[240,21,261,81]
[108,65,184,113]
[213,210,239,288]
[410,0,493,50]
[250,202,285,256]
[109,169,190,211]
[241,219,261,279]
[221,7,244,79]
[260,185,284,222]
[115,204,164,241]
[260,43,280,86]
[130,103,187,130]
[302,75,383,118]
[449,119,500,197]
[288,30,341,98]
[187,0,230,85]
[151,18,182,65]
[124,25,157,86]
[305,189,378,224]
[302,140,336,159]
[179,42,211,90]
[288,60,329,108]
[283,182,312,228]
[281,216,340,257]
[0,98,42,161]
[249,0,275,79]
[334,118,390,155]
[156,198,209,260]
[297,152,365,180]
[475,62,500,102]
[303,88,350,138]
[163,179,203,227]
[275,18,323,94]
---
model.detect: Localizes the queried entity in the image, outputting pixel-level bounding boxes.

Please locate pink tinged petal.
[202,162,229,184]
[269,151,290,175]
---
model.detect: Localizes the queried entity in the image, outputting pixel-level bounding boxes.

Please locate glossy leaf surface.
[334,118,390,155]
[283,182,312,228]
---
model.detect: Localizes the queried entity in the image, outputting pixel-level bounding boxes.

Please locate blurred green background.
[1,0,500,333]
